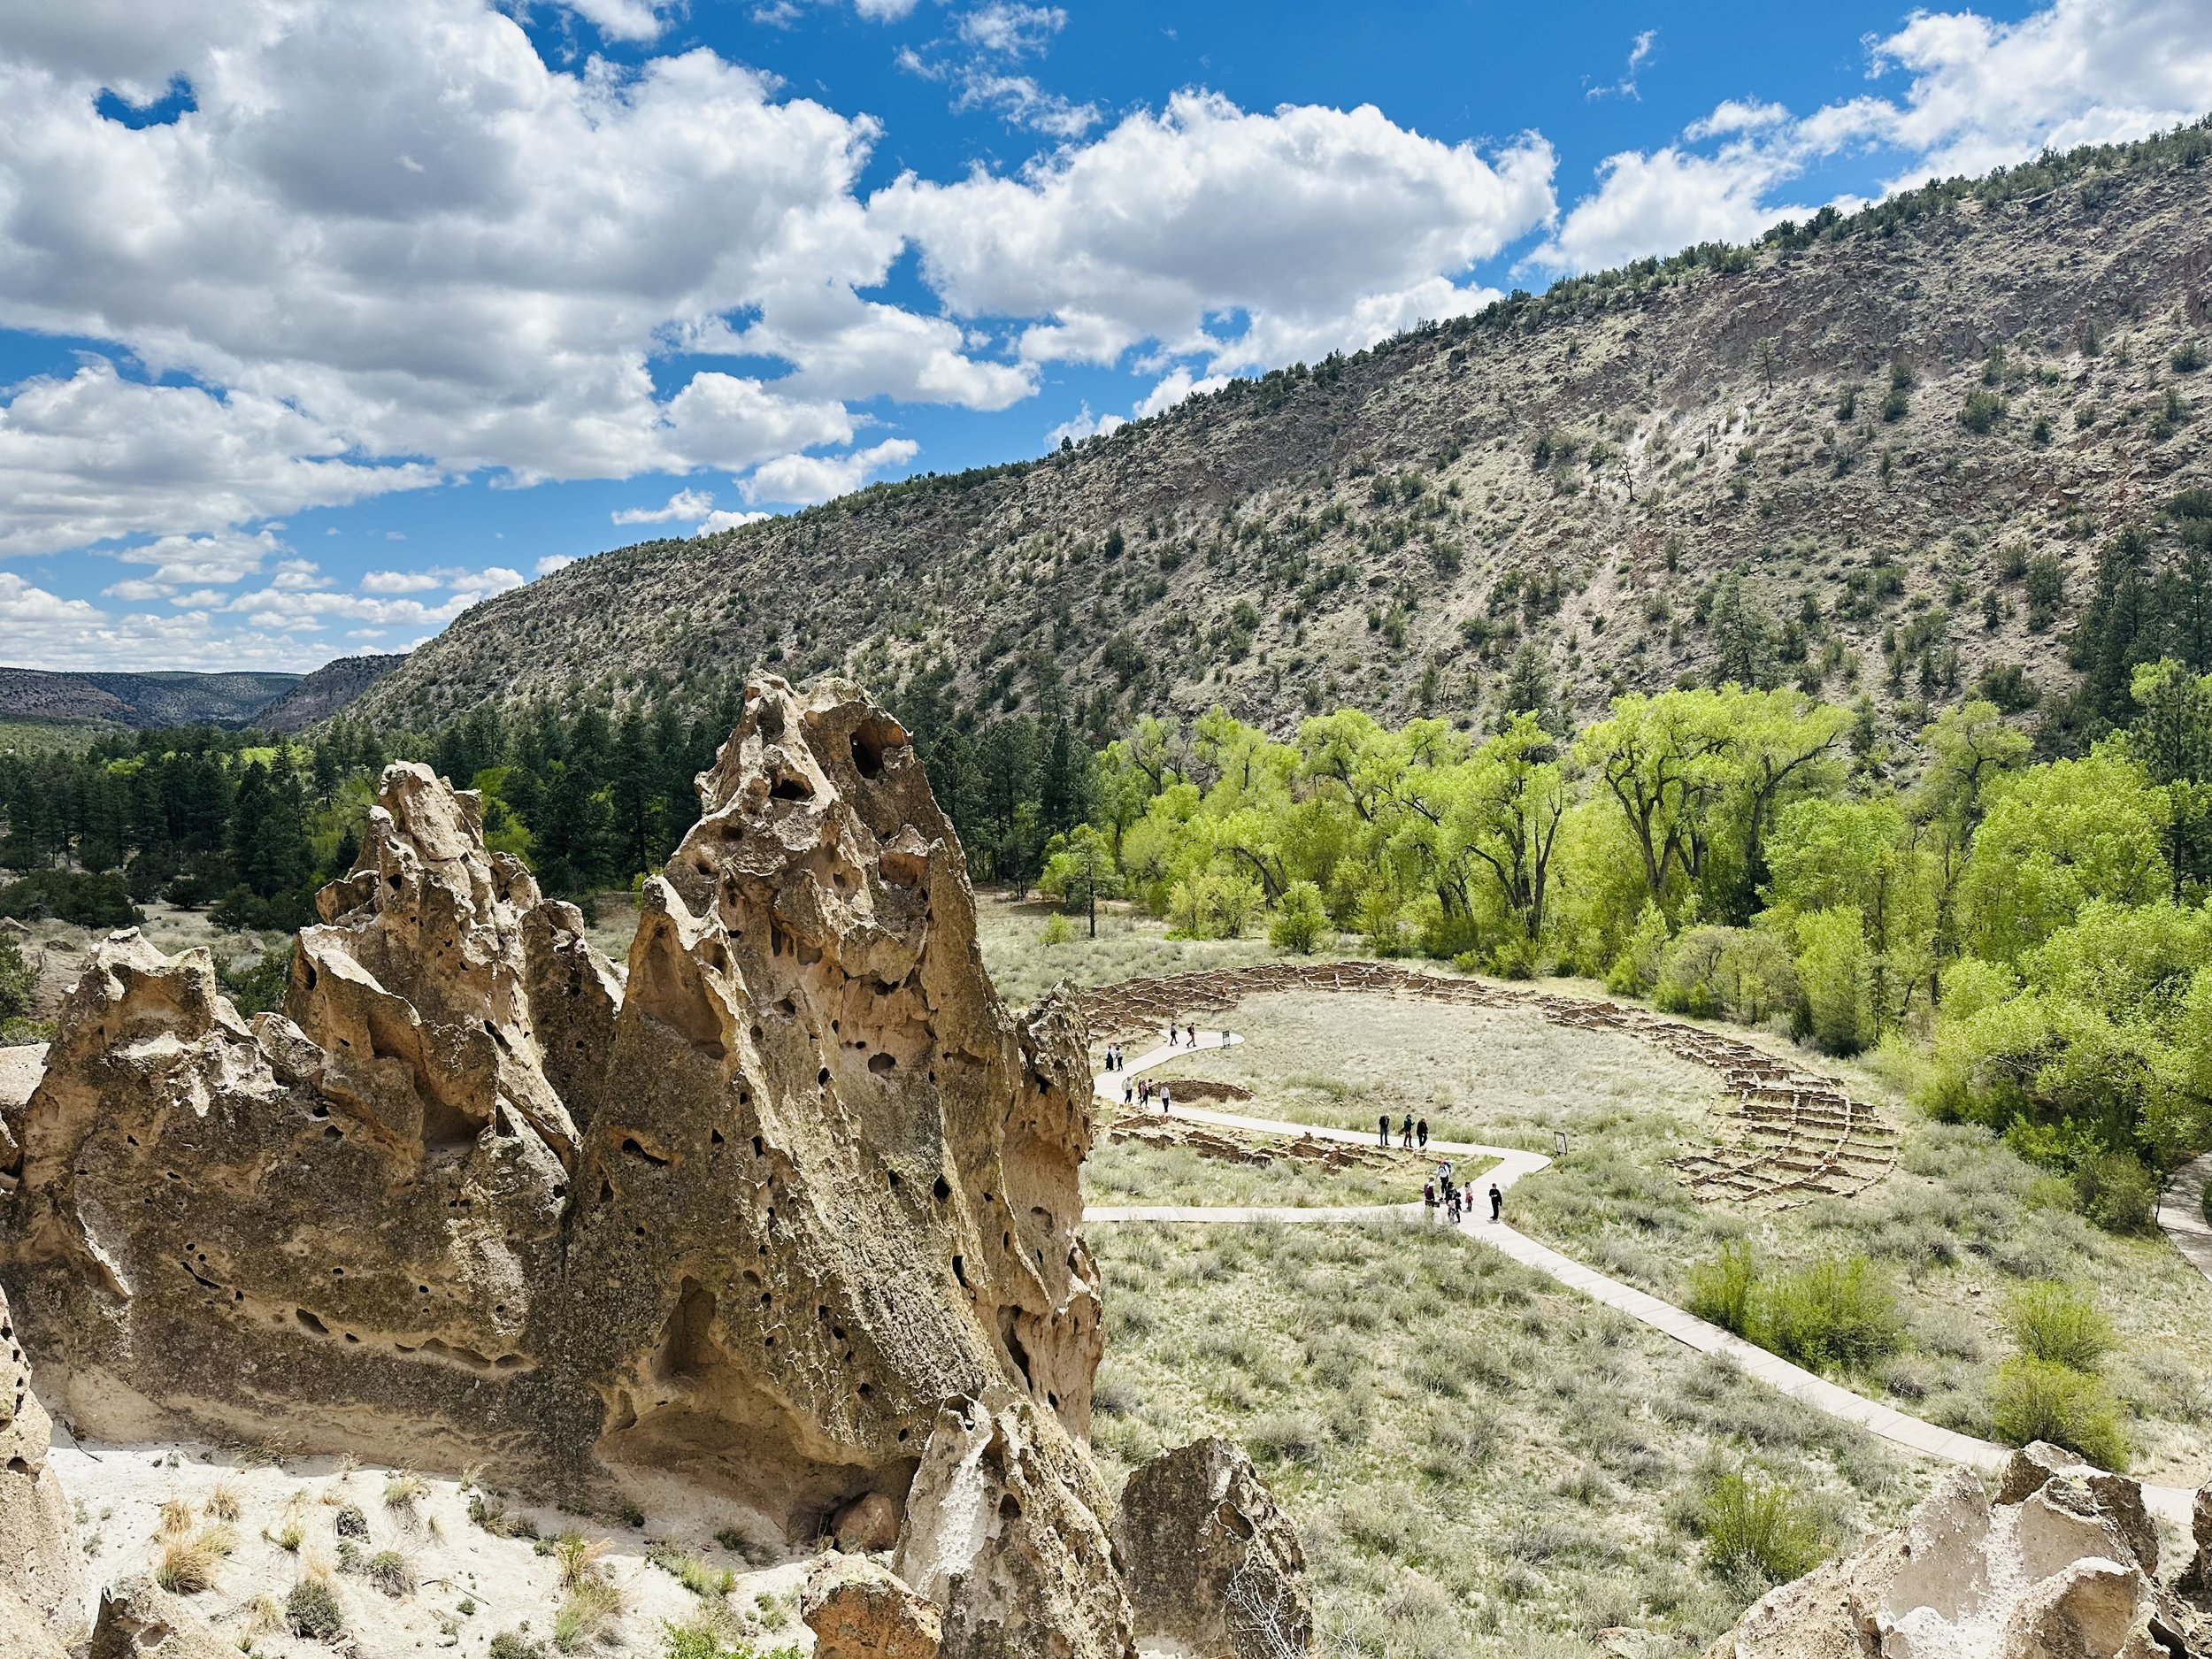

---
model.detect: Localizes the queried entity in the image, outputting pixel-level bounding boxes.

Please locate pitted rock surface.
[895,1385,1133,1659]
[1706,1444,2197,1659]
[0,1286,83,1652]
[0,677,1102,1540]
[1111,1437,1310,1659]
[804,1554,942,1659]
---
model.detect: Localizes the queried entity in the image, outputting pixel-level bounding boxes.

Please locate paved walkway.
[2162,1154,2212,1286]
[1087,1018,2200,1526]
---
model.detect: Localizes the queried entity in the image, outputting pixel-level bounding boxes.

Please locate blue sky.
[1,0,2208,671]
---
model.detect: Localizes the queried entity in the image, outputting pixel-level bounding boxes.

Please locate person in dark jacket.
[1379,1113,1391,1148]
[1489,1183,1503,1222]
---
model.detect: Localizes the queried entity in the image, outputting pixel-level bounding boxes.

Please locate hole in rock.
[933,1177,950,1202]
[868,1053,895,1075]
[620,1136,672,1168]
[769,775,813,802]
[1000,1494,1023,1519]
[710,1130,726,1147]
[951,1256,968,1289]
[295,1309,328,1335]
[817,1068,830,1088]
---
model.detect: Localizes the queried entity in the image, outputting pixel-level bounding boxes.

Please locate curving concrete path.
[2162,1154,2212,1286]
[1087,1020,2201,1526]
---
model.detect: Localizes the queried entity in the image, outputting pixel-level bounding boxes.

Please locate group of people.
[1422,1161,1499,1223]
[1123,1074,1172,1114]
[1386,1117,1504,1223]
[1102,1035,1501,1217]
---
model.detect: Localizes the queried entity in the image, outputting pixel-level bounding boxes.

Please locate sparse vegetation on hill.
[347,121,2212,755]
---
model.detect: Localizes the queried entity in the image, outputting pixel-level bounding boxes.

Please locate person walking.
[1417,1118,1429,1150]
[1423,1179,1436,1211]
[1186,1023,1196,1048]
[1400,1113,1415,1149]
[1122,1079,1133,1107]
[1447,1188,1462,1224]
[1488,1183,1503,1223]
[1160,1084,1172,1117]
[1378,1113,1391,1148]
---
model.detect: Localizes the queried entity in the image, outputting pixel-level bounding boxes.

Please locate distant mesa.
[0,652,404,734]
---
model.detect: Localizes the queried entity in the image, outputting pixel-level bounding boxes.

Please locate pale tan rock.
[0,1287,84,1649]
[86,1576,234,1659]
[833,1491,902,1552]
[0,1587,68,1659]
[0,676,1107,1571]
[895,1386,1133,1659]
[804,1554,941,1659]
[1111,1437,1310,1659]
[1706,1462,2192,1659]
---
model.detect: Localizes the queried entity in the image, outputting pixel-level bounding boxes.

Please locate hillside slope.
[255,651,407,732]
[0,667,301,728]
[350,128,2212,741]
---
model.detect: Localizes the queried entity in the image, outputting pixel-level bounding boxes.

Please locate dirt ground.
[49,1435,810,1658]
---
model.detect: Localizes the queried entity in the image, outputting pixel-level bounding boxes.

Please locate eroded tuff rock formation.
[0,1287,85,1656]
[0,678,1102,1545]
[1112,1437,1311,1659]
[1708,1442,2200,1659]
[895,1386,1131,1659]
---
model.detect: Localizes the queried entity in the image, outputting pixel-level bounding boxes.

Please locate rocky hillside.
[254,650,406,731]
[350,125,2212,741]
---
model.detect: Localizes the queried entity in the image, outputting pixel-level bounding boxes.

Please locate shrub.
[286,1578,344,1639]
[1991,1356,2129,1469]
[1686,1242,1759,1338]
[2003,1281,2115,1372]
[0,869,138,927]
[1039,912,1074,947]
[154,1524,236,1594]
[2072,1153,2156,1233]
[555,1578,626,1650]
[217,942,294,1017]
[1698,1471,1826,1583]
[2176,340,2206,373]
[382,1471,428,1509]
[488,1633,547,1659]
[649,1545,736,1597]
[553,1532,608,1590]
[365,1549,414,1596]
[1959,389,2005,434]
[1269,880,1328,954]
[1760,1256,1901,1373]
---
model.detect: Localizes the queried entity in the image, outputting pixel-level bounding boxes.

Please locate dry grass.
[204,1478,243,1522]
[554,1531,610,1590]
[152,1522,236,1594]
[1089,1217,1910,1654]
[974,896,1310,1010]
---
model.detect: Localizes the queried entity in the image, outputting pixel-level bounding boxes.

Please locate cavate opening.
[770,774,814,802]
[620,1135,672,1168]
[867,1052,895,1075]
[295,1308,329,1335]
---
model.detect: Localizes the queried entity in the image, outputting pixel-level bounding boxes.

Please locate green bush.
[489,1634,547,1659]
[286,1578,344,1639]
[0,869,138,928]
[0,932,34,1025]
[1759,1256,1901,1373]
[2072,1153,2157,1233]
[1269,880,1328,954]
[1991,1356,2129,1470]
[1959,389,2005,434]
[1698,1470,1826,1583]
[2002,1281,2115,1372]
[1686,1242,1760,1337]
[218,942,295,1018]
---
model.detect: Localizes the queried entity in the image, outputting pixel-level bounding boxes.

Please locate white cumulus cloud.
[877,91,1557,379]
[742,437,918,506]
